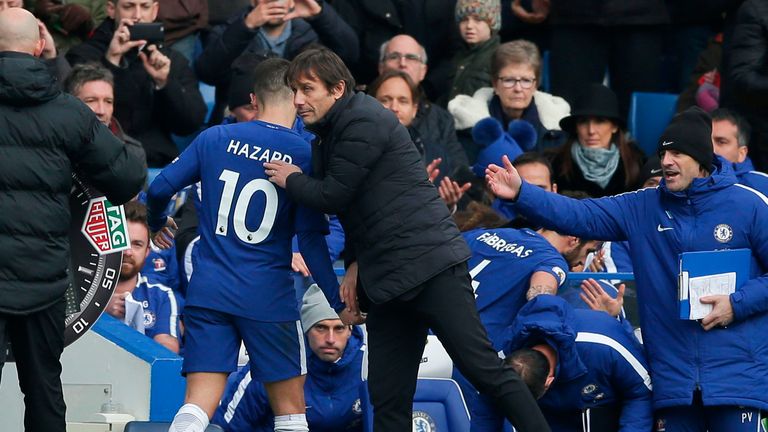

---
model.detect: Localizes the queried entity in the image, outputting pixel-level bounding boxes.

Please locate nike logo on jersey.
[657,224,674,232]
[662,141,674,146]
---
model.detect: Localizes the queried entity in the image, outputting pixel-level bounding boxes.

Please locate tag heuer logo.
[81,197,130,254]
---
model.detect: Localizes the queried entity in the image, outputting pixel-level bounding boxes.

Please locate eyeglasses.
[383,52,425,64]
[497,76,536,89]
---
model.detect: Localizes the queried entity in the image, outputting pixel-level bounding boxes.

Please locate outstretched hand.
[151,216,177,249]
[485,155,523,200]
[580,279,624,318]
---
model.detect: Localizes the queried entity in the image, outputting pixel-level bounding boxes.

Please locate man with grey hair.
[377,34,470,186]
[0,7,145,431]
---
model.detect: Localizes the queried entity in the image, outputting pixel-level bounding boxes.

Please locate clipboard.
[678,249,751,320]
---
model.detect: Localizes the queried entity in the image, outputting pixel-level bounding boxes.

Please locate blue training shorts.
[182,306,306,382]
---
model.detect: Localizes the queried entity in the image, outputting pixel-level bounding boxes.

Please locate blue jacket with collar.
[212,326,366,431]
[499,295,652,432]
[732,158,768,196]
[511,156,768,411]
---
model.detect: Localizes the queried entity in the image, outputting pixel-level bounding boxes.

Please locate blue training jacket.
[212,326,366,432]
[512,156,768,410]
[498,295,652,432]
[732,159,768,196]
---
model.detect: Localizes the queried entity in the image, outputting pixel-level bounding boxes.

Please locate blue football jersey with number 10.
[148,121,329,321]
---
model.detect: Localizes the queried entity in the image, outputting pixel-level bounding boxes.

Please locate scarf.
[570,142,620,189]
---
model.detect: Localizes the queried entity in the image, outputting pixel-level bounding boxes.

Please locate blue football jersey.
[132,274,182,340]
[147,121,334,321]
[462,228,568,350]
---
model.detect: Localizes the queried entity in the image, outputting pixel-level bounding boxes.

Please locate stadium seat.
[124,421,224,431]
[628,92,679,156]
[360,378,471,432]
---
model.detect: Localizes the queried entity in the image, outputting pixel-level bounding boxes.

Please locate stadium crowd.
[1,0,768,431]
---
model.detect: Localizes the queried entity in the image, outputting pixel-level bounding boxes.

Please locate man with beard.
[105,201,181,353]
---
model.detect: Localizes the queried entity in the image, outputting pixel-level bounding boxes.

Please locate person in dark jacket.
[546,0,668,119]
[265,47,550,432]
[444,0,501,104]
[548,84,644,198]
[377,34,471,182]
[486,108,768,432]
[332,0,463,103]
[212,285,366,432]
[720,0,768,172]
[495,295,652,432]
[368,70,467,186]
[0,8,145,432]
[66,0,207,168]
[195,0,358,125]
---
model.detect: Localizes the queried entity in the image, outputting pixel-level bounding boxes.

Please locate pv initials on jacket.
[227,139,294,164]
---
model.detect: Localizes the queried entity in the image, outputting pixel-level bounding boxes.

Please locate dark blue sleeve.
[471,394,506,432]
[295,206,343,311]
[325,215,345,262]
[514,181,635,241]
[212,367,272,431]
[607,336,653,432]
[731,196,768,321]
[146,136,204,232]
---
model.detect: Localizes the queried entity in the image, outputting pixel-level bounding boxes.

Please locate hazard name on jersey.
[226,139,294,164]
[475,232,533,258]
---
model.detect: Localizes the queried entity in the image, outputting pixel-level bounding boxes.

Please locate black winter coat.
[66,19,207,167]
[195,3,359,125]
[721,0,768,165]
[285,93,471,304]
[410,101,470,184]
[333,0,463,103]
[550,0,668,26]
[0,52,145,314]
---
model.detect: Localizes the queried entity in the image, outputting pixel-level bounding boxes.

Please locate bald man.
[0,8,145,432]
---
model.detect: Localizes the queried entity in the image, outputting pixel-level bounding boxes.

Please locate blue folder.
[678,249,751,319]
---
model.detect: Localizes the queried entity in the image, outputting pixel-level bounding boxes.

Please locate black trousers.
[365,262,549,432]
[0,299,67,432]
[550,24,664,120]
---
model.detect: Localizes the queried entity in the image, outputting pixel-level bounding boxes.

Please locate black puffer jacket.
[286,93,471,303]
[721,0,768,168]
[0,52,145,314]
[410,101,470,184]
[550,0,668,26]
[67,19,207,167]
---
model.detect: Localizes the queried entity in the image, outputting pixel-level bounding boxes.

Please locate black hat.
[559,84,623,134]
[227,52,276,110]
[638,155,662,187]
[656,107,713,170]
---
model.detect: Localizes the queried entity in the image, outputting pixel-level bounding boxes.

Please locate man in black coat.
[66,0,207,168]
[0,8,146,431]
[265,47,550,432]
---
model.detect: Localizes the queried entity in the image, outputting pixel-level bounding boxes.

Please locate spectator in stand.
[31,0,106,54]
[157,0,208,63]
[547,84,644,198]
[63,62,147,173]
[443,0,501,105]
[720,0,768,172]
[105,201,182,354]
[449,39,570,162]
[500,295,652,432]
[66,0,207,168]
[676,33,723,114]
[333,0,463,103]
[486,107,768,432]
[195,0,358,125]
[369,70,467,190]
[711,108,768,195]
[212,285,366,432]
[546,0,668,119]
[377,34,471,183]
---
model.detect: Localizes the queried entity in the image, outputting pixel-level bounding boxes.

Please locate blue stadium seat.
[360,378,471,432]
[628,92,679,156]
[124,421,223,431]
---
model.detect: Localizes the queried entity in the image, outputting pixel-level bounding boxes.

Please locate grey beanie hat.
[300,285,339,333]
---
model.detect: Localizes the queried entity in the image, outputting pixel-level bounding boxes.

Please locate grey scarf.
[570,142,620,189]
